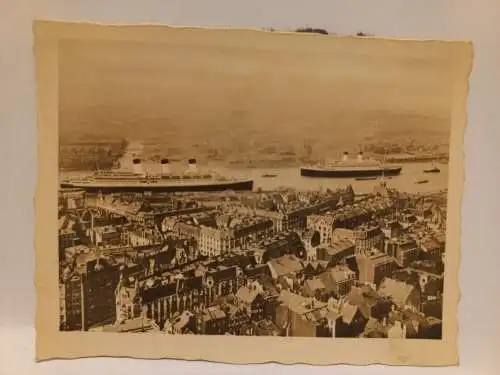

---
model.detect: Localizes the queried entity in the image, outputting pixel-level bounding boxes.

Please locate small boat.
[415,179,429,184]
[261,173,278,178]
[423,166,441,174]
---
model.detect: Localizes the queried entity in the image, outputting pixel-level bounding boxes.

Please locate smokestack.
[186,158,198,174]
[160,158,170,175]
[357,152,364,162]
[132,158,143,175]
[342,152,349,162]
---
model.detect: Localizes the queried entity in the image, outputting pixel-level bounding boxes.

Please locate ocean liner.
[60,157,254,194]
[300,152,403,178]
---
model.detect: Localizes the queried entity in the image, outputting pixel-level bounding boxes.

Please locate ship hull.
[60,180,254,193]
[300,167,402,178]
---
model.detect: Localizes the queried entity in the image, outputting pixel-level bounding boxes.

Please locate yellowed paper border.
[34,20,473,366]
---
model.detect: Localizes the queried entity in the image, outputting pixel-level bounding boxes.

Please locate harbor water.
[60,162,449,195]
[226,162,448,194]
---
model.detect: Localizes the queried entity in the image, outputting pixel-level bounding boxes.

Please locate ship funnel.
[342,152,349,162]
[132,158,144,175]
[357,152,364,162]
[186,158,198,174]
[160,158,170,175]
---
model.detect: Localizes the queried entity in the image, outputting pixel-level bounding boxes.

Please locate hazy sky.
[58,28,457,149]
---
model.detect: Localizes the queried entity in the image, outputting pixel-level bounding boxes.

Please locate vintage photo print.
[35,21,472,365]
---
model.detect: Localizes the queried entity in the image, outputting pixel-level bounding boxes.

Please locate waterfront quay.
[58,182,447,338]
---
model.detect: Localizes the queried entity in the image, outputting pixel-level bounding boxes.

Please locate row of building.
[58,182,447,339]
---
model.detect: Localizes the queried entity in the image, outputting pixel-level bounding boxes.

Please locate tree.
[295,27,329,35]
[356,32,373,37]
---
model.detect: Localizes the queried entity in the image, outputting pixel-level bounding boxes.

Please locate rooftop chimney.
[357,152,364,162]
[132,158,143,175]
[160,158,170,175]
[186,158,198,174]
[342,152,349,162]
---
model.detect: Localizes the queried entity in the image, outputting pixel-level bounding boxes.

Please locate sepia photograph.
[35,21,472,365]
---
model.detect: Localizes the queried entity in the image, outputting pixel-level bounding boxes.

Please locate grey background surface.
[0,0,499,374]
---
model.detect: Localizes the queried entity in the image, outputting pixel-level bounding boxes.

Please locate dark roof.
[141,283,178,303]
[155,248,176,265]
[140,274,204,303]
[185,276,204,291]
[422,299,443,319]
[423,278,443,296]
[208,266,238,284]
[221,254,252,268]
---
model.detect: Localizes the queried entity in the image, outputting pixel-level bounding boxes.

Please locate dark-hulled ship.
[300,152,403,178]
[423,165,441,174]
[60,157,254,194]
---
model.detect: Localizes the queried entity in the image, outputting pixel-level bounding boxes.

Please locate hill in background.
[58,28,454,167]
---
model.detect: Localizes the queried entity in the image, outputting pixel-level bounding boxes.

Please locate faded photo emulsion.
[35,21,472,365]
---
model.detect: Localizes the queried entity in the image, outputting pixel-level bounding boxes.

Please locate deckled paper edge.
[34,20,473,366]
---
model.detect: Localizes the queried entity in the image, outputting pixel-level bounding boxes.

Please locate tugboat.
[261,173,278,178]
[423,165,441,174]
[300,152,402,178]
[415,179,429,185]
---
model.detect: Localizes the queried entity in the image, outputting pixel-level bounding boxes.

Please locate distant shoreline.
[60,157,447,174]
[59,139,448,171]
